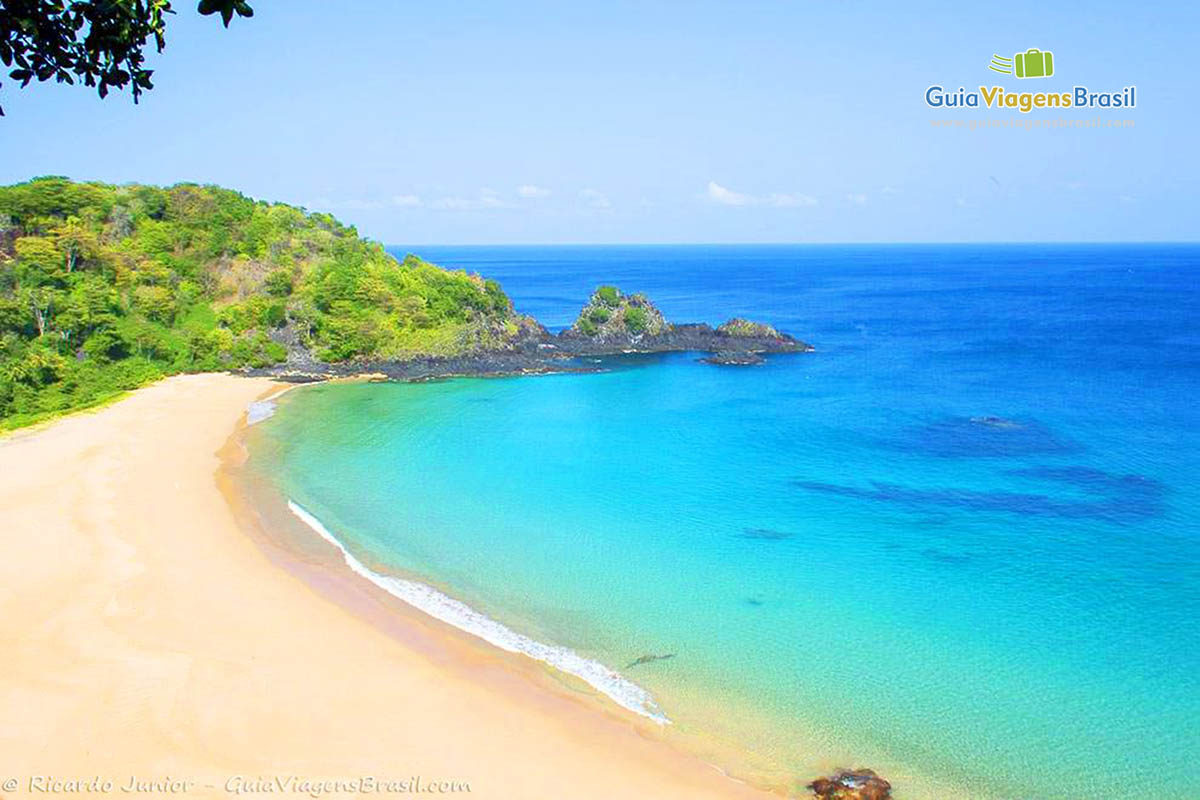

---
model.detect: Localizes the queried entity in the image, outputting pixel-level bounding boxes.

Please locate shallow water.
[247,245,1200,799]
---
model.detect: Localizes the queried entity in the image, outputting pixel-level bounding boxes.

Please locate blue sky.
[1,0,1195,244]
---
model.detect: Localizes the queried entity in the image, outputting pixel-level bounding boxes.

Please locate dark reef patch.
[1007,465,1164,496]
[794,467,1164,522]
[890,416,1083,459]
[920,547,973,566]
[739,527,795,541]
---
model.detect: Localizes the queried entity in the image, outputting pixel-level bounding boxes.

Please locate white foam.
[286,500,669,724]
[246,400,277,425]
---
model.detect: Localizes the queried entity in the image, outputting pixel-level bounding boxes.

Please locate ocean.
[244,244,1200,799]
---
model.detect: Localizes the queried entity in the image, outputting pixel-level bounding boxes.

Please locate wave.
[286,500,669,724]
[246,400,277,425]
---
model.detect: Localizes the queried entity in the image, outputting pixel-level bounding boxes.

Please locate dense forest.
[0,177,532,429]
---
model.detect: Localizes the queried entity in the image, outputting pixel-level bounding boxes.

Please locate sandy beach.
[0,373,778,799]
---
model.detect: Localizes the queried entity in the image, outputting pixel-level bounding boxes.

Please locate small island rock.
[562,285,669,339]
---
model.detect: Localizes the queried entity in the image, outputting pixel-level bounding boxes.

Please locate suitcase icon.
[1014,48,1054,79]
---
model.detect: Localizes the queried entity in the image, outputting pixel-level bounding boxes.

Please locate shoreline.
[243,320,813,385]
[0,373,781,799]
[222,383,793,793]
[284,498,670,723]
[230,377,989,800]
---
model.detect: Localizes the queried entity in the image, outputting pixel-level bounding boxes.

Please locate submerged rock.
[969,415,1023,429]
[624,653,676,669]
[738,527,794,540]
[700,350,765,366]
[807,769,892,800]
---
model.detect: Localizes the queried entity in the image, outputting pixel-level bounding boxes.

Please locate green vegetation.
[622,306,648,334]
[595,285,621,307]
[567,285,667,338]
[0,0,253,115]
[0,177,529,429]
[716,318,782,338]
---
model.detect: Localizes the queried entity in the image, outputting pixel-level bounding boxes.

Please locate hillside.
[0,177,534,428]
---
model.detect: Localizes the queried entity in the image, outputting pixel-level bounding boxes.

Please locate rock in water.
[700,350,765,366]
[807,769,892,800]
[563,285,669,340]
[715,317,783,338]
[624,653,676,669]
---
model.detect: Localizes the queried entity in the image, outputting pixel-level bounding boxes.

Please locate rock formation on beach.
[807,769,892,800]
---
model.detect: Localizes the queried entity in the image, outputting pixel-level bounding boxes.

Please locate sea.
[243,244,1200,799]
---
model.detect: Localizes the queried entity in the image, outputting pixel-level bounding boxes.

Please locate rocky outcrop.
[807,769,892,800]
[246,287,812,382]
[557,285,811,356]
[716,318,783,338]
[562,286,669,340]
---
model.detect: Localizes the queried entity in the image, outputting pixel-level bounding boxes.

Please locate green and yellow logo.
[925,47,1136,115]
[990,48,1055,79]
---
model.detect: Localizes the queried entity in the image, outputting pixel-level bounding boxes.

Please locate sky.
[1,0,1196,244]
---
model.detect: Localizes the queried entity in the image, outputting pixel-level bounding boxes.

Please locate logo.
[924,48,1136,114]
[989,49,1055,79]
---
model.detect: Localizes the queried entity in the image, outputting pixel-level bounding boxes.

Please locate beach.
[0,373,775,800]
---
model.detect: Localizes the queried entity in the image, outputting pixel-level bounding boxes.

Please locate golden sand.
[0,373,778,799]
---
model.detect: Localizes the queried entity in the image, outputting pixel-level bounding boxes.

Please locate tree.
[0,0,254,115]
[13,235,64,286]
[53,216,99,272]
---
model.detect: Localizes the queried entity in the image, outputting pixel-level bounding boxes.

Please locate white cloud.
[580,188,611,209]
[706,181,817,208]
[517,184,551,199]
[880,186,899,196]
[706,181,753,206]
[391,194,422,207]
[846,193,868,206]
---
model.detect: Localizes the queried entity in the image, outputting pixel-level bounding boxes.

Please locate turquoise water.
[248,245,1200,799]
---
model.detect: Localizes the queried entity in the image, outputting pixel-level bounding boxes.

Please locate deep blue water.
[250,245,1200,799]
